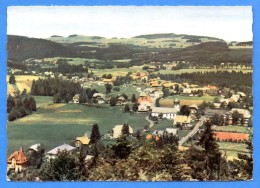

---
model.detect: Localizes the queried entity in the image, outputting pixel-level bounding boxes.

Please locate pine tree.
[7,94,15,113]
[90,123,101,144]
[121,124,130,136]
[131,94,136,103]
[237,133,253,180]
[9,74,16,84]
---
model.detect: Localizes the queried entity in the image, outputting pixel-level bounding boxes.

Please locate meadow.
[6,75,42,94]
[7,96,149,155]
[160,95,215,107]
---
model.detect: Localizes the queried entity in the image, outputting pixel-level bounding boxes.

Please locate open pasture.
[7,97,148,155]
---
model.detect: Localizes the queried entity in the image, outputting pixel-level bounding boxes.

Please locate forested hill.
[7,35,76,61]
[8,35,252,65]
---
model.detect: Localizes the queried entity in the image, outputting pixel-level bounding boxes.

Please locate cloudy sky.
[7,6,252,41]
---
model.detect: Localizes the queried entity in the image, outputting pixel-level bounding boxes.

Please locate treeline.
[7,60,27,71]
[7,94,36,121]
[31,78,81,103]
[150,71,252,88]
[56,60,86,74]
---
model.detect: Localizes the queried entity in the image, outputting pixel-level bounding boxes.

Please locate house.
[189,104,198,115]
[213,103,221,109]
[73,94,80,104]
[46,144,76,160]
[138,101,152,112]
[152,130,165,136]
[112,125,134,138]
[27,143,42,153]
[148,65,157,71]
[237,92,246,98]
[75,132,91,148]
[230,108,251,126]
[165,128,178,136]
[7,147,28,173]
[117,96,127,105]
[173,115,192,127]
[103,78,114,85]
[151,107,179,119]
[183,88,192,94]
[204,109,229,118]
[92,93,105,99]
[230,94,240,103]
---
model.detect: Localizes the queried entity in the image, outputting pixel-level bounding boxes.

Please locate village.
[7,60,253,180]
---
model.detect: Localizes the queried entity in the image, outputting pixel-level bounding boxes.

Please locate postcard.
[6,6,253,182]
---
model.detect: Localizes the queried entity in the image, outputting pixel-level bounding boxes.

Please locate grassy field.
[217,142,248,160]
[92,66,145,76]
[213,125,251,133]
[159,68,252,75]
[160,95,215,107]
[6,75,42,94]
[7,97,148,155]
[91,83,140,98]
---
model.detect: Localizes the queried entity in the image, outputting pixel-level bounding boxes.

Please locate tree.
[132,102,139,112]
[90,123,101,144]
[198,121,222,180]
[105,84,112,94]
[40,150,86,181]
[8,111,17,121]
[211,113,221,125]
[112,136,132,159]
[179,105,190,116]
[110,97,117,106]
[124,104,130,113]
[155,97,161,107]
[28,96,37,111]
[232,110,241,124]
[162,87,170,97]
[131,94,136,103]
[9,74,16,84]
[121,124,130,136]
[237,133,253,180]
[7,94,15,113]
[213,97,220,103]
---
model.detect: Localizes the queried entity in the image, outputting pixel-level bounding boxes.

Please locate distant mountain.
[133,33,224,41]
[7,35,76,61]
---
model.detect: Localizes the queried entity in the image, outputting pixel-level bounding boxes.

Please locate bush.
[8,111,17,121]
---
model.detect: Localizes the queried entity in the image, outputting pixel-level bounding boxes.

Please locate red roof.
[7,147,28,165]
[213,132,249,141]
[138,96,152,103]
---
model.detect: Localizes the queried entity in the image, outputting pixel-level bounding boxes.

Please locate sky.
[7,6,253,42]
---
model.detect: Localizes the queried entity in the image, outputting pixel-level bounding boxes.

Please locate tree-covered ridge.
[7,35,252,66]
[149,71,252,89]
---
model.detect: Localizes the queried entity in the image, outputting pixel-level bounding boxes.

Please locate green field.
[91,83,140,97]
[159,68,252,75]
[160,95,215,107]
[217,142,248,160]
[213,125,251,133]
[7,97,148,155]
[92,66,145,76]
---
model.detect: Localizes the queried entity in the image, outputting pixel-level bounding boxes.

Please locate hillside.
[7,35,76,61]
[7,35,252,65]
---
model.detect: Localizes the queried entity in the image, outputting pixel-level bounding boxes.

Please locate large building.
[7,147,28,173]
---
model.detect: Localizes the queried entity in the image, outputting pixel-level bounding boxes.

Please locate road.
[178,116,206,146]
[145,116,155,128]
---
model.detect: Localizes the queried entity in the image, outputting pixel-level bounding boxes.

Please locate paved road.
[145,116,155,128]
[178,116,206,146]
